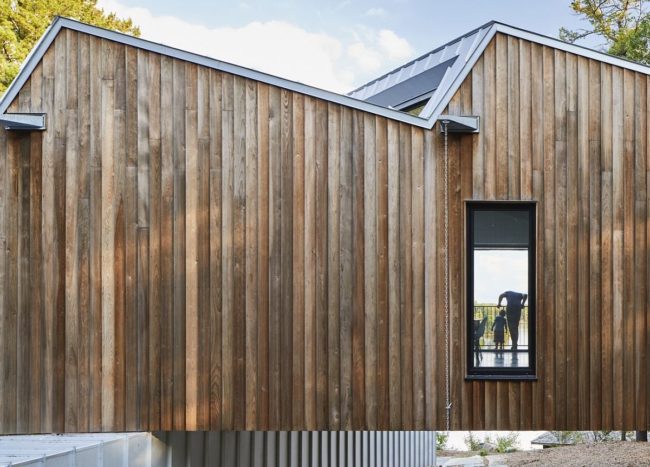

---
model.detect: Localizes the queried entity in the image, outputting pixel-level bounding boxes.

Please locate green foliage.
[494,432,519,453]
[479,448,488,457]
[0,0,140,93]
[592,430,615,442]
[550,431,584,444]
[560,1,650,64]
[436,431,450,451]
[464,432,483,451]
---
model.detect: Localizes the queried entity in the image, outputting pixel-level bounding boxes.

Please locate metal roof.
[2,18,650,131]
[351,20,650,122]
[348,23,492,114]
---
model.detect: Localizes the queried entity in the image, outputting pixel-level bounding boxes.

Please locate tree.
[1,0,139,93]
[560,0,650,64]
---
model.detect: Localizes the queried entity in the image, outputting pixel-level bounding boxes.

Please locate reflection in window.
[466,203,536,378]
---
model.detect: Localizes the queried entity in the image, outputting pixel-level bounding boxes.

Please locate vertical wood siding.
[0,29,648,432]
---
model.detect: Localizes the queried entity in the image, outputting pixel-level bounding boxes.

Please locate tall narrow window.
[466,202,536,379]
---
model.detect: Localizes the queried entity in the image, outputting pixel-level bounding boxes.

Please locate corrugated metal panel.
[152,431,436,467]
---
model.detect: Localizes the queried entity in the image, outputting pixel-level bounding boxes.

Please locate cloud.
[346,28,414,74]
[377,29,413,61]
[97,0,414,93]
[365,7,387,17]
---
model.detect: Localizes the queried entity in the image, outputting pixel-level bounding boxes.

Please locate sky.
[96,0,597,93]
[474,250,528,304]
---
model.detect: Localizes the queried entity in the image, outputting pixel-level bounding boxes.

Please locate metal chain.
[442,120,452,433]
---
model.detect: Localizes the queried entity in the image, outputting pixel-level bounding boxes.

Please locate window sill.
[465,374,538,381]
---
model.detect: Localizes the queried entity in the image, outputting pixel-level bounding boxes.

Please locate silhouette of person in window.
[491,308,508,357]
[497,291,527,351]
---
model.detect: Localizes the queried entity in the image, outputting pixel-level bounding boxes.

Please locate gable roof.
[351,20,650,122]
[2,17,650,131]
[348,23,493,112]
[0,17,429,128]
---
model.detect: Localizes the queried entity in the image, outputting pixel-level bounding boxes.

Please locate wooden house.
[0,17,648,435]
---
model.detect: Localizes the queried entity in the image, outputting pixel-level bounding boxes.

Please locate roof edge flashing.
[438,115,479,133]
[0,113,47,131]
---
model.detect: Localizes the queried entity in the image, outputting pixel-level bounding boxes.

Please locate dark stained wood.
[1,28,650,433]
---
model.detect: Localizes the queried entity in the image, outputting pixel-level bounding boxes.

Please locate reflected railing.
[473,305,529,350]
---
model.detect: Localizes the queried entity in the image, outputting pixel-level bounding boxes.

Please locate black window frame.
[465,201,537,380]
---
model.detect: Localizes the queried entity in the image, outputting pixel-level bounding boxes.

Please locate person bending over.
[497,291,527,351]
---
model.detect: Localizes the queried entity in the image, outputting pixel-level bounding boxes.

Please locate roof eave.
[0,17,64,115]
[0,17,431,129]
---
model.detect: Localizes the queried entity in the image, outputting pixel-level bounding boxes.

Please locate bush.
[464,432,482,451]
[436,432,450,451]
[592,431,614,442]
[479,448,488,456]
[551,431,584,444]
[495,432,519,453]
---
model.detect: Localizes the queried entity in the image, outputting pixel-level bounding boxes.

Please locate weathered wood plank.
[339,106,353,430]
[232,75,246,430]
[554,50,568,429]
[588,57,602,429]
[267,85,281,429]
[147,52,162,430]
[221,71,234,430]
[209,69,223,430]
[495,33,508,200]
[292,93,305,429]
[576,55,591,428]
[530,42,545,428]
[611,65,624,430]
[100,40,116,431]
[64,106,79,431]
[314,99,328,429]
[600,62,614,429]
[255,81,268,430]
[113,46,127,430]
[3,134,20,432]
[633,72,647,429]
[386,119,401,430]
[565,52,579,429]
[159,55,174,431]
[326,103,341,429]
[245,78,259,430]
[622,68,635,430]
[411,127,425,430]
[304,95,317,429]
[171,58,187,431]
[375,116,389,430]
[185,62,199,431]
[398,122,412,429]
[541,45,556,429]
[363,113,377,430]
[423,124,437,430]
[351,110,366,429]
[279,89,294,429]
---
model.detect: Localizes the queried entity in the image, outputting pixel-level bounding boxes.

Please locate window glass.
[467,203,535,378]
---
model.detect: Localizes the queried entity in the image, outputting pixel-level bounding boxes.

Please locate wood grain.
[0,29,648,432]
